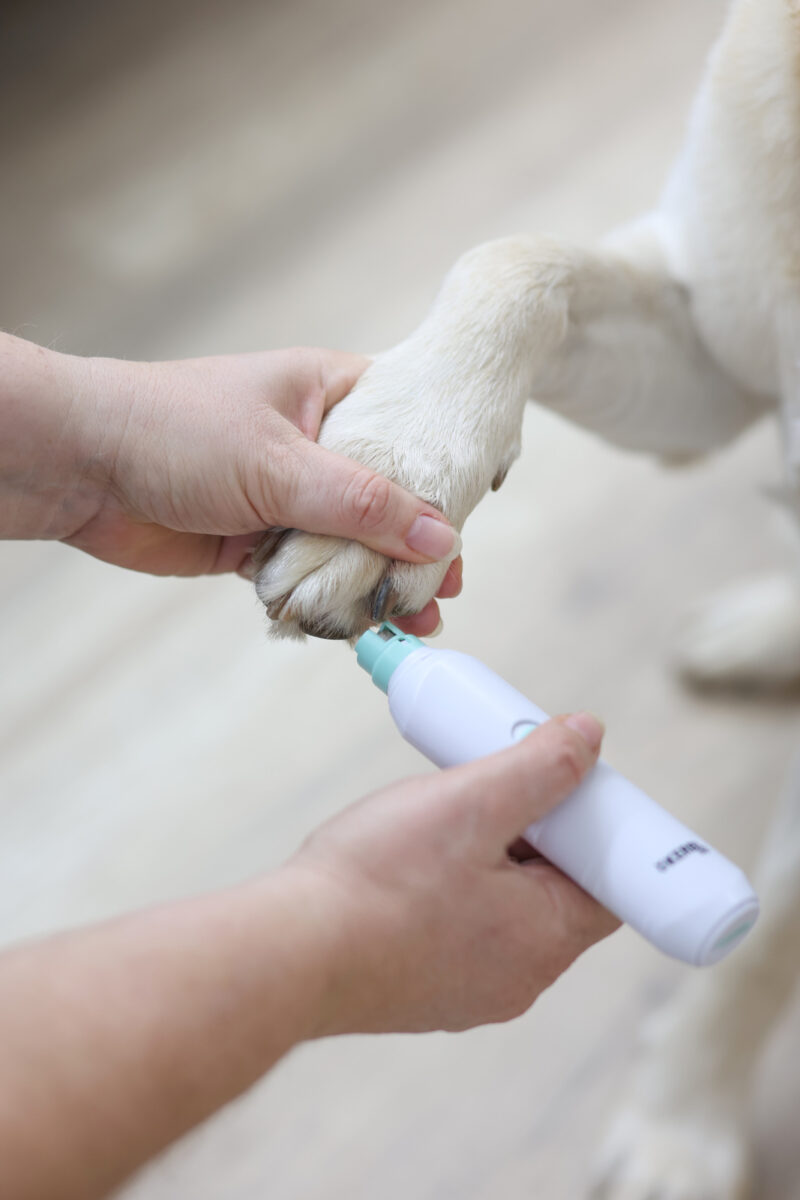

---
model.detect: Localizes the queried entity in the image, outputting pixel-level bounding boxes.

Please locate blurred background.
[2,0,800,1195]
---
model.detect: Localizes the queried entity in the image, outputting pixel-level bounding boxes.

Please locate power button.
[511,720,540,742]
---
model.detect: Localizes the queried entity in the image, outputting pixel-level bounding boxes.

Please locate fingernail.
[563,712,605,753]
[405,514,457,560]
[428,618,444,637]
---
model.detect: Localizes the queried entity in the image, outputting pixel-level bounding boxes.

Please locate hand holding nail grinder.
[355,623,759,966]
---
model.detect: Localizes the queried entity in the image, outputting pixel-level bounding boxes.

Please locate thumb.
[443,713,605,856]
[270,436,461,564]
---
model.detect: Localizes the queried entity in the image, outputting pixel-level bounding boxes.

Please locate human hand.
[286,713,619,1036]
[0,712,614,1199]
[1,336,461,634]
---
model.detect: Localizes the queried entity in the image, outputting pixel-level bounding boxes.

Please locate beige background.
[2,0,800,1195]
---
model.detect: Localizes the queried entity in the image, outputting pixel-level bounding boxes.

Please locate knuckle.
[550,733,587,790]
[566,905,616,958]
[539,863,617,954]
[341,467,394,532]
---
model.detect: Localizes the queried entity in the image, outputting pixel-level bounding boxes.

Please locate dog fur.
[255,3,800,1195]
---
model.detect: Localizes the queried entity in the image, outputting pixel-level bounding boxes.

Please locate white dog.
[255,2,800,1195]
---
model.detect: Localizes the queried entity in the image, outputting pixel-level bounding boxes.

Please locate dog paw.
[591,1108,752,1200]
[254,337,524,639]
[254,531,455,640]
[672,573,800,690]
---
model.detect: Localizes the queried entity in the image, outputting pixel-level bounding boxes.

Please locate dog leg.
[255,227,764,639]
[592,760,800,1200]
[673,570,800,691]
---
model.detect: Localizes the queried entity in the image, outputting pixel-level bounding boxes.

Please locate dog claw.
[491,464,509,491]
[297,617,353,640]
[265,591,294,621]
[252,527,291,570]
[370,574,395,623]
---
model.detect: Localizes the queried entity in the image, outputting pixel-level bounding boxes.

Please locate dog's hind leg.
[673,569,800,691]
[592,760,800,1200]
[255,224,766,639]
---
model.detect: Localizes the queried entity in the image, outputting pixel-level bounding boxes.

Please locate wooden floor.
[3,0,800,1195]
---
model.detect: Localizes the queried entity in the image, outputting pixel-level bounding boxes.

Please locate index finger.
[318,350,373,413]
[521,858,621,951]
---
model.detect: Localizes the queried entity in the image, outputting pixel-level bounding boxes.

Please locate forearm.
[0,868,340,1200]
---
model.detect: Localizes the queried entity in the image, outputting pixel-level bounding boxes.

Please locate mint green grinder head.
[355,622,425,693]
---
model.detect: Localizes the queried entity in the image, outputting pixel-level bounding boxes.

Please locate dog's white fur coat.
[256,0,800,655]
[256,2,800,1195]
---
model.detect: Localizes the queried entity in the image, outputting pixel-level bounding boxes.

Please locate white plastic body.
[385,646,759,966]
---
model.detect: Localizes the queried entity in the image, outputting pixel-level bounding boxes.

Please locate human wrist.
[254,862,362,1042]
[0,333,132,540]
